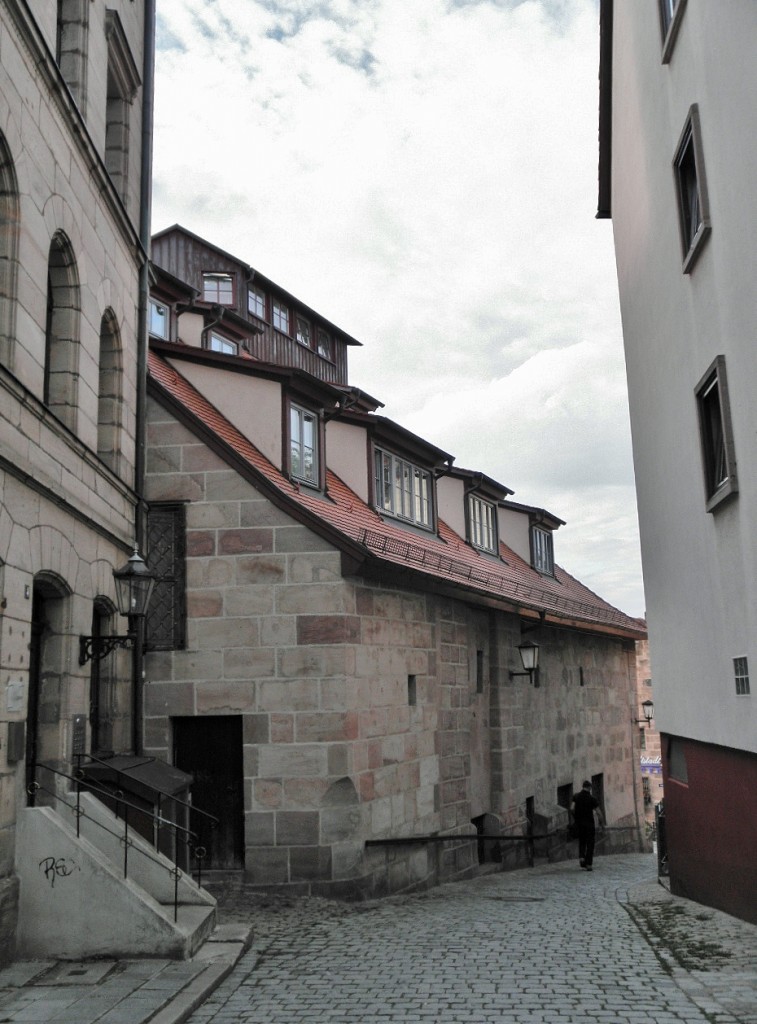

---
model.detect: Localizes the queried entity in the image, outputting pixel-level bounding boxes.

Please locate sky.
[151,0,646,618]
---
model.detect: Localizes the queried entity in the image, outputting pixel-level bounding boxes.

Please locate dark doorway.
[173,716,244,870]
[25,592,45,802]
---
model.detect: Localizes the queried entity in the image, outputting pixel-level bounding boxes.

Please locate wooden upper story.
[151,225,360,386]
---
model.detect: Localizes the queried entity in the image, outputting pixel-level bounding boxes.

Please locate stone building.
[144,229,647,895]
[0,0,154,961]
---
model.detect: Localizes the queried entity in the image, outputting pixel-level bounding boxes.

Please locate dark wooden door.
[173,716,244,870]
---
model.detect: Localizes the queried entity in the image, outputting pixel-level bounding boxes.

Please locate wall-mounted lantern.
[509,640,540,683]
[634,699,655,727]
[79,548,155,665]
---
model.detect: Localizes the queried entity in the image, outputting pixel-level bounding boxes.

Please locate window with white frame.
[149,299,169,339]
[202,272,234,305]
[374,448,432,528]
[468,495,496,553]
[248,285,266,320]
[734,657,750,696]
[531,526,554,575]
[272,298,290,334]
[673,105,710,273]
[207,331,237,355]
[290,403,319,485]
[695,355,737,511]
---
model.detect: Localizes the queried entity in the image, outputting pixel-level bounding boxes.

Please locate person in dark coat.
[571,780,604,870]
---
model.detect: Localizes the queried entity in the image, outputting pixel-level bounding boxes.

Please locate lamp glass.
[641,699,654,724]
[517,641,539,672]
[113,549,155,618]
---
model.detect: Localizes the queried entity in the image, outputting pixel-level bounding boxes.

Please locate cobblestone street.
[194,854,757,1024]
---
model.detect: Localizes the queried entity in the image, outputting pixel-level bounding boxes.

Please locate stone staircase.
[14,792,216,959]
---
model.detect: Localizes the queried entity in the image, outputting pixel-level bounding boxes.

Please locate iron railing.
[28,760,218,920]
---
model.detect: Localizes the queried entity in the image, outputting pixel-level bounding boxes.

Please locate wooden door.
[173,716,244,870]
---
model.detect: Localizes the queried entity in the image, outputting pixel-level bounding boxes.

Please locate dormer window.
[531,526,554,576]
[149,299,169,339]
[202,272,234,305]
[374,447,432,528]
[468,495,496,553]
[296,316,311,348]
[289,402,319,485]
[207,331,237,356]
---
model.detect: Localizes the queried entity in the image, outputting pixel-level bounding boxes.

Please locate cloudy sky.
[151,0,646,617]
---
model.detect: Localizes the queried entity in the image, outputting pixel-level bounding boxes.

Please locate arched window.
[44,232,80,431]
[0,131,20,369]
[97,309,123,472]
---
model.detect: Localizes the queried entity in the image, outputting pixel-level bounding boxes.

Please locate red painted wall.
[661,735,757,924]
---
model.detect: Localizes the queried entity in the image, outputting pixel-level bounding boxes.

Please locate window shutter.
[146,503,186,650]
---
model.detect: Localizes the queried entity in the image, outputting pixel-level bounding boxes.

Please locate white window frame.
[531,526,554,576]
[248,285,266,320]
[468,495,496,553]
[207,331,237,356]
[290,403,319,485]
[734,657,750,697]
[296,316,311,348]
[149,298,169,339]
[374,447,432,528]
[202,272,234,305]
[272,298,290,334]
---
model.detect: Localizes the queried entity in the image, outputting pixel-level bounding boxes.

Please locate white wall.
[611,1,757,753]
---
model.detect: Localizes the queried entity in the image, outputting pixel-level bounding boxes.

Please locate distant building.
[598,0,757,922]
[144,227,646,895]
[634,639,662,828]
[0,0,154,960]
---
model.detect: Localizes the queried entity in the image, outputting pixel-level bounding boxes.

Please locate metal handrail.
[28,762,209,920]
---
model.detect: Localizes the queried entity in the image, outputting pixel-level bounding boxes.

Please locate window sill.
[681,222,711,275]
[705,476,738,514]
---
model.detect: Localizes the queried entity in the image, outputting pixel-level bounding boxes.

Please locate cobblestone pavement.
[195,854,757,1024]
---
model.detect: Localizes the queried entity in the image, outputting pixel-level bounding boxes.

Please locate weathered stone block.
[276,811,319,846]
[244,847,289,884]
[218,529,274,555]
[144,682,195,716]
[295,712,358,743]
[223,647,276,680]
[258,679,319,713]
[271,714,294,742]
[243,714,270,744]
[296,615,360,646]
[236,555,286,584]
[195,680,255,714]
[186,531,215,557]
[290,845,332,881]
[245,812,275,846]
[321,804,362,843]
[186,591,223,618]
[258,744,327,778]
[282,778,329,809]
[274,526,333,553]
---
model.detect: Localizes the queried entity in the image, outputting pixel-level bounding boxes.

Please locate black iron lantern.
[79,548,155,664]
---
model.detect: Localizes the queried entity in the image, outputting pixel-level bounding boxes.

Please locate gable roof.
[147,350,645,640]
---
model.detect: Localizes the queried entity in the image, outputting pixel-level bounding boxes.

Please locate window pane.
[203,273,234,304]
[317,329,332,359]
[290,404,318,484]
[273,300,289,333]
[248,286,266,319]
[149,300,168,339]
[296,317,311,347]
[208,332,237,355]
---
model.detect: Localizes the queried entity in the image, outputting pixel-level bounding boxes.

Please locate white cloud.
[152,0,645,615]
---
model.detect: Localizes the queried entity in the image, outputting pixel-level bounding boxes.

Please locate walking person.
[571,780,604,870]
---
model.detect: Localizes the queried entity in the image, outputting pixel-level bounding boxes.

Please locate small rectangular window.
[476,649,485,694]
[248,285,266,320]
[695,356,737,511]
[469,495,496,553]
[272,299,290,334]
[149,299,169,339]
[659,0,687,64]
[734,657,750,696]
[667,738,688,783]
[531,526,554,575]
[207,332,237,356]
[296,316,311,348]
[673,105,710,274]
[407,674,417,706]
[290,403,319,485]
[202,272,234,305]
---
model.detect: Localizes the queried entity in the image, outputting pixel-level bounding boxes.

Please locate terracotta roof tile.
[148,351,644,637]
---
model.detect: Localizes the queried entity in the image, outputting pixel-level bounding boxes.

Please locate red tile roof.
[148,351,645,639]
